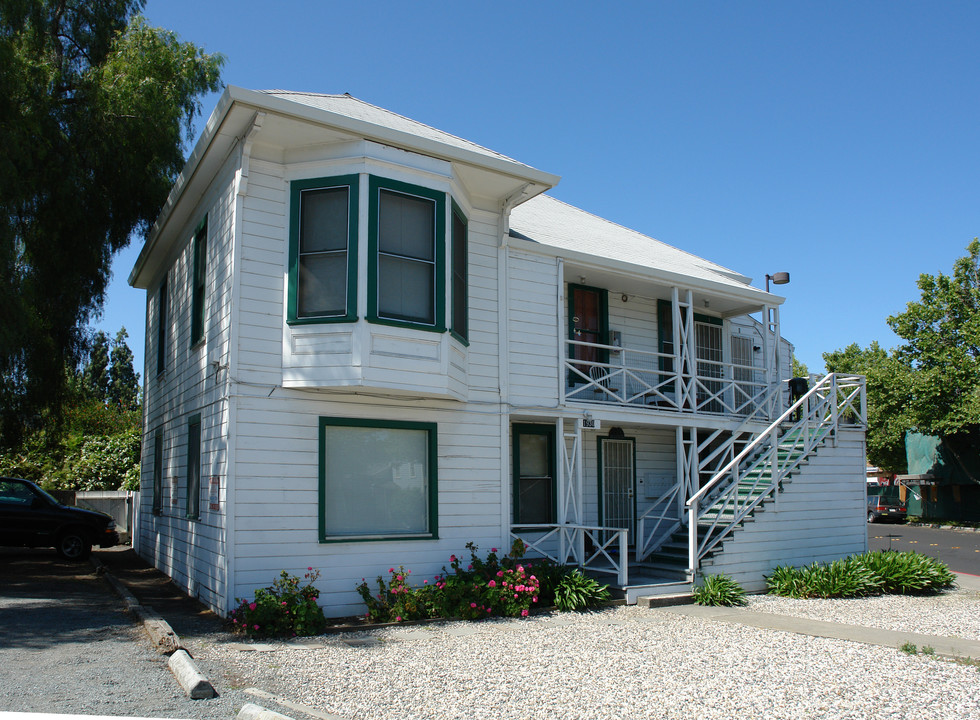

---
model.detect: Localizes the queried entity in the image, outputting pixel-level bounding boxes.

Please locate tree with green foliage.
[791,355,809,379]
[0,326,142,490]
[823,341,912,474]
[0,0,223,445]
[108,327,139,410]
[83,331,111,401]
[888,239,980,481]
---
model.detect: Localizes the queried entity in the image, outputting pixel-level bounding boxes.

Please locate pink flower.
[533,596,538,603]
[397,575,403,581]
[249,603,257,611]
[389,568,395,573]
[514,593,518,599]
[467,565,473,570]
[488,580,496,588]
[253,624,260,630]
[491,548,498,553]
[424,579,428,584]
[521,609,529,617]
[395,616,402,622]
[470,602,477,608]
[450,555,457,562]
[307,566,313,571]
[281,601,287,606]
[529,575,537,581]
[497,570,504,577]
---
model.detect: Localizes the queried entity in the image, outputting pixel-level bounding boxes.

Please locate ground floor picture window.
[319,417,438,541]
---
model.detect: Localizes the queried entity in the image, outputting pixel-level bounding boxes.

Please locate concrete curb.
[91,555,217,699]
[238,702,297,720]
[169,649,217,699]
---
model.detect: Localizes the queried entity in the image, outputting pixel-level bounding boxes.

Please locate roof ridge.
[257,89,516,163]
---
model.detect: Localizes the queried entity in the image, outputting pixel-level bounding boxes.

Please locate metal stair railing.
[685,373,866,574]
[634,380,786,562]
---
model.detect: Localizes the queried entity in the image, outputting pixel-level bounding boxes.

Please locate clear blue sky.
[96,1,980,378]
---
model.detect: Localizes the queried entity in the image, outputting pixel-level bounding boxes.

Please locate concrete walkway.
[658,572,980,662]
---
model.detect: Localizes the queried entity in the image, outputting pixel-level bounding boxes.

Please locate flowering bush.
[231,568,327,638]
[355,541,542,622]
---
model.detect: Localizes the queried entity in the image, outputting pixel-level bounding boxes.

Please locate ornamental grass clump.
[552,569,612,611]
[692,573,746,607]
[230,568,327,638]
[858,550,957,594]
[766,550,956,599]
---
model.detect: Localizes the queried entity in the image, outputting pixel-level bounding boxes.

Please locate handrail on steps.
[685,373,866,574]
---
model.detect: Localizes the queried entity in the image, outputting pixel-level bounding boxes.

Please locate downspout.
[224,111,264,614]
[497,183,530,545]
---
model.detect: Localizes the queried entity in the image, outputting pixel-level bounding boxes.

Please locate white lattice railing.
[686,373,866,573]
[510,524,628,586]
[635,483,683,562]
[563,338,775,418]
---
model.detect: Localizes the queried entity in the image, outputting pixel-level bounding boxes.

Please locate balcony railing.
[563,339,774,418]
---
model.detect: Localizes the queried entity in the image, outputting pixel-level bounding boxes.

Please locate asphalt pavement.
[868,522,980,575]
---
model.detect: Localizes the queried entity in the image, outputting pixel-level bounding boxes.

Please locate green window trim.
[287,175,359,325]
[450,199,469,345]
[156,277,167,376]
[318,416,439,543]
[511,423,557,525]
[152,429,163,515]
[656,298,723,375]
[190,217,208,347]
[367,176,447,332]
[185,414,201,521]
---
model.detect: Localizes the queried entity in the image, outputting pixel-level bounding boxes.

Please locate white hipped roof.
[259,90,531,169]
[509,194,755,292]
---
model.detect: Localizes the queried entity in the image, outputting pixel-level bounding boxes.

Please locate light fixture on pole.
[765,271,790,293]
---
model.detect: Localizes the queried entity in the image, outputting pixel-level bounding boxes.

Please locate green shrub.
[356,543,542,622]
[692,573,746,606]
[552,569,611,611]
[858,551,956,594]
[765,551,956,599]
[231,568,327,638]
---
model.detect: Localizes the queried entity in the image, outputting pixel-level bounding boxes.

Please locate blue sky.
[96,1,980,377]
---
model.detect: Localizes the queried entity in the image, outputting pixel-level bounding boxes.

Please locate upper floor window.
[156,277,167,375]
[288,175,359,324]
[368,176,446,330]
[190,217,208,347]
[450,201,468,344]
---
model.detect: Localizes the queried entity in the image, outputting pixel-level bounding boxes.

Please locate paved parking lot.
[868,523,980,574]
[0,547,247,719]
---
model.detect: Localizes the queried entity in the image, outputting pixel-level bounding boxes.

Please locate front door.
[600,437,635,540]
[568,285,608,385]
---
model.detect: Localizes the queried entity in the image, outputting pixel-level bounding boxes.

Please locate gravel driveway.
[3,546,979,720]
[198,583,980,720]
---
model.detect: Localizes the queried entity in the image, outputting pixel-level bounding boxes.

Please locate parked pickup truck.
[0,476,119,560]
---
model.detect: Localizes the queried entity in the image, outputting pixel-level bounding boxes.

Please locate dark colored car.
[867,494,907,523]
[0,476,119,560]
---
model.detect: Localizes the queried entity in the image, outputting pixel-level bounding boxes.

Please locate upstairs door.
[695,321,724,412]
[600,437,635,540]
[568,285,608,386]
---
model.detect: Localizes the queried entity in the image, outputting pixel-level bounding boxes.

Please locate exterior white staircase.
[635,374,867,589]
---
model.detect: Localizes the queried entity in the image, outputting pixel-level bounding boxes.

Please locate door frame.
[567,284,609,385]
[597,434,637,542]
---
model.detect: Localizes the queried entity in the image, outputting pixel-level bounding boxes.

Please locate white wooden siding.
[136,151,239,612]
[700,429,868,591]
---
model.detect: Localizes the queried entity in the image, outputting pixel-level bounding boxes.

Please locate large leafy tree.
[888,239,980,480]
[0,0,222,444]
[822,341,912,474]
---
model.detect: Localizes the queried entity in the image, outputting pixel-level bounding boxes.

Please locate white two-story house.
[130,87,868,616]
